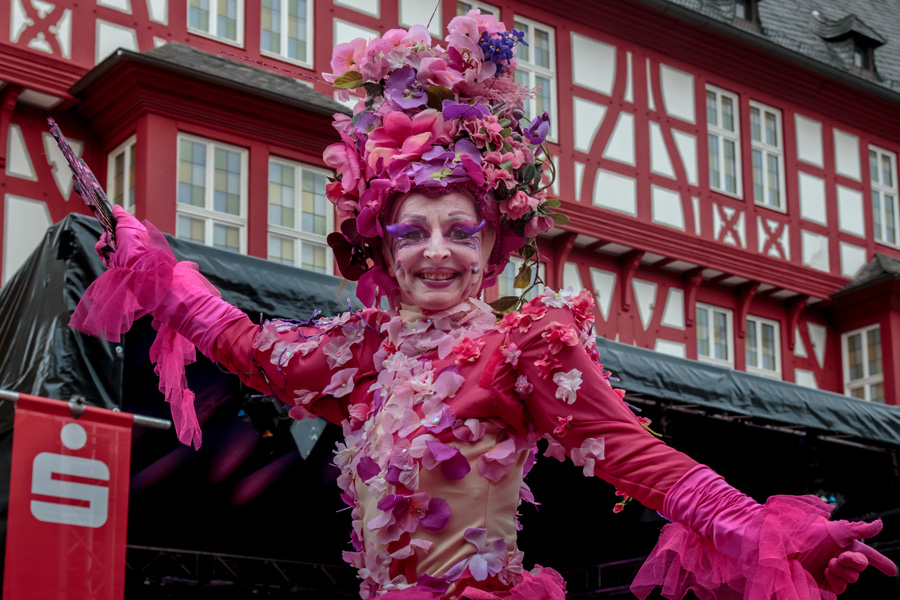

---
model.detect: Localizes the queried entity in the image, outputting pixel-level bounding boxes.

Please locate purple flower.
[443,528,508,581]
[385,66,427,109]
[524,111,551,146]
[409,140,483,187]
[442,99,490,120]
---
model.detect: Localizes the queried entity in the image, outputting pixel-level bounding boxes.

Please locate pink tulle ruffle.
[378,566,566,600]
[631,495,838,600]
[69,222,205,449]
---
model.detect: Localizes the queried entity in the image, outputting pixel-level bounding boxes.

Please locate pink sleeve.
[211,309,383,425]
[505,294,697,512]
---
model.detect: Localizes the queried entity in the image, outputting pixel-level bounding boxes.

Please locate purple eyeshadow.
[386,222,420,238]
[456,219,486,237]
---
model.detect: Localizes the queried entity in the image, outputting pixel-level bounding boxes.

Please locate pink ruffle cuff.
[631,495,838,600]
[378,566,566,600]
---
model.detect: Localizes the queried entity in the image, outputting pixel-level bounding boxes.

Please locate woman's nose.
[423,232,450,262]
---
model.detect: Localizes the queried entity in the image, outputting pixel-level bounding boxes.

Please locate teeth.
[419,273,456,281]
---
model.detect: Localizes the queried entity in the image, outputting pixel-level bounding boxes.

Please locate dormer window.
[734,0,759,24]
[811,11,885,76]
[853,43,874,70]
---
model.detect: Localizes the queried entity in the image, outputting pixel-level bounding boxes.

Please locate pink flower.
[359,38,409,82]
[325,38,366,80]
[542,434,567,461]
[483,149,527,169]
[501,190,539,220]
[323,142,364,197]
[553,415,572,437]
[541,322,579,354]
[524,215,555,237]
[324,368,358,398]
[570,436,605,477]
[497,301,547,334]
[417,57,465,88]
[477,437,517,483]
[482,163,517,190]
[534,353,561,379]
[552,368,582,404]
[253,321,281,351]
[293,389,317,406]
[323,336,352,369]
[443,528,508,582]
[501,343,521,367]
[461,115,505,150]
[446,16,482,56]
[514,375,533,398]
[453,336,485,364]
[365,110,444,171]
[571,289,596,327]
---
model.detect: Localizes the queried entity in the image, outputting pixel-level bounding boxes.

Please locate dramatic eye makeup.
[385,222,424,239]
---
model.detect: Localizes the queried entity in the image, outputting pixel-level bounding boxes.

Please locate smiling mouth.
[417,272,459,281]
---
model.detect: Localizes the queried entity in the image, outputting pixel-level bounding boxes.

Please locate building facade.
[2,0,899,405]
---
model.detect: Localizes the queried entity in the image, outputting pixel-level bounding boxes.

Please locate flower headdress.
[323,10,568,309]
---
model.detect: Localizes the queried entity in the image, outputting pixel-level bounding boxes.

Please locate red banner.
[3,394,133,600]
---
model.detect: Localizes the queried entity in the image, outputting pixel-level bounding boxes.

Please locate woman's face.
[385,191,495,312]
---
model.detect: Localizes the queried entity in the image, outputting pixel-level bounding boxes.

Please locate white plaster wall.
[6,124,36,180]
[659,64,695,123]
[839,242,867,278]
[571,33,615,95]
[757,217,789,259]
[562,262,583,293]
[672,130,697,185]
[833,129,861,181]
[649,121,674,178]
[148,0,169,24]
[399,0,441,37]
[590,268,616,320]
[3,195,52,285]
[573,98,606,153]
[336,0,380,17]
[795,115,823,167]
[714,204,744,247]
[807,322,827,367]
[798,172,827,225]
[651,186,684,230]
[801,230,830,272]
[334,19,378,45]
[574,162,585,201]
[42,132,81,199]
[594,169,636,216]
[794,327,807,358]
[624,52,633,103]
[603,112,634,165]
[632,279,657,330]
[98,0,131,12]
[96,20,138,64]
[794,369,818,389]
[837,186,865,237]
[660,287,684,329]
[655,339,686,358]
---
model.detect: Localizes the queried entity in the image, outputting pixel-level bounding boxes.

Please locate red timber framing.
[1,0,899,404]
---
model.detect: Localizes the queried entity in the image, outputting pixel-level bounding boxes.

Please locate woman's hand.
[799,519,897,594]
[95,205,156,269]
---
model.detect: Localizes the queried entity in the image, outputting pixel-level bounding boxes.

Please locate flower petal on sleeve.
[324,368,358,397]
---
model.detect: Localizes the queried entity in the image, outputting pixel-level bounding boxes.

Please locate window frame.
[706,84,743,199]
[745,314,781,378]
[107,135,137,214]
[188,0,245,46]
[748,101,786,212]
[456,0,499,17]
[696,302,734,368]
[260,0,314,69]
[870,145,899,247]
[512,15,557,144]
[175,133,249,254]
[266,156,334,275]
[734,0,759,24]
[841,324,885,402]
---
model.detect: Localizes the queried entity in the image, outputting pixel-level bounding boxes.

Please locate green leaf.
[500,127,512,138]
[489,296,519,312]
[333,70,364,89]
[522,163,537,183]
[426,85,455,110]
[542,198,561,208]
[551,212,570,226]
[521,244,536,260]
[499,118,511,127]
[514,264,533,289]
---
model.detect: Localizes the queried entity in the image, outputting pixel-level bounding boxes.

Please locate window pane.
[189,0,210,30]
[269,162,295,227]
[870,149,879,182]
[535,75,551,117]
[761,323,776,371]
[721,96,734,132]
[706,91,717,127]
[534,28,550,68]
[302,171,327,235]
[873,190,883,240]
[178,140,206,207]
[883,154,893,187]
[724,139,737,194]
[746,321,758,368]
[697,308,709,357]
[752,149,763,204]
[765,111,777,146]
[749,107,760,142]
[217,0,238,40]
[128,144,137,207]
[708,134,720,189]
[457,1,472,14]
[268,234,295,266]
[847,333,863,381]
[887,195,896,245]
[713,311,728,360]
[767,153,780,207]
[867,327,882,376]
[302,243,327,273]
[261,0,281,53]
[850,387,866,400]
[113,152,125,206]
[214,148,241,215]
[213,222,240,252]
[177,215,205,243]
[871,382,884,403]
[288,0,307,61]
[514,22,529,62]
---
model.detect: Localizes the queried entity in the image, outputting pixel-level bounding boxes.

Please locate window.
[706,85,741,197]
[842,325,884,402]
[261,0,312,66]
[267,158,333,274]
[513,16,556,141]
[496,257,543,301]
[189,0,243,44]
[457,0,498,17]
[746,316,780,377]
[107,136,136,213]
[176,135,247,253]
[734,0,758,24]
[749,102,784,210]
[696,303,733,367]
[870,146,898,246]
[853,43,875,71]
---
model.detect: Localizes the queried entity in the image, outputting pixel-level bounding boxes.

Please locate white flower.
[540,287,575,309]
[552,368,582,404]
[570,436,605,477]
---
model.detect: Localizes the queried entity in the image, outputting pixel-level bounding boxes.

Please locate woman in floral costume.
[71,10,895,600]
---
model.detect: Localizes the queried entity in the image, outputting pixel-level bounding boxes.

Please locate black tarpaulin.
[595,337,900,447]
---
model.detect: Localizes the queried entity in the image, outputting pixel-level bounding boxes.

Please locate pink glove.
[664,465,897,596]
[71,206,247,448]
